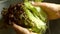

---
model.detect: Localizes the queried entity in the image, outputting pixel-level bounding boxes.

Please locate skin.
[11,2,60,34]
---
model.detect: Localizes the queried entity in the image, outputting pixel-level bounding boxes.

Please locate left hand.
[11,23,37,34]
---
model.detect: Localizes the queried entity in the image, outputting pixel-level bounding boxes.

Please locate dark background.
[44,0,60,4]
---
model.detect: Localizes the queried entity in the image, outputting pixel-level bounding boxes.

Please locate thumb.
[12,23,30,34]
[31,2,59,11]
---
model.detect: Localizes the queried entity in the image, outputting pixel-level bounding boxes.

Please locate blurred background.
[0,0,60,34]
[44,0,60,4]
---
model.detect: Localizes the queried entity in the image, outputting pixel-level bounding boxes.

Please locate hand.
[11,2,60,34]
[12,23,37,34]
[31,2,60,20]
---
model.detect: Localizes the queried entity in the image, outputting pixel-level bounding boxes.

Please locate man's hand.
[12,23,30,34]
[31,2,60,20]
[12,23,37,34]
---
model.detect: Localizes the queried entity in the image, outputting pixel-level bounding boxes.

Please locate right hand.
[31,2,60,20]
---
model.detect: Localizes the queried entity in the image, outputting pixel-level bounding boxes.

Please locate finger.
[31,2,47,6]
[12,23,30,34]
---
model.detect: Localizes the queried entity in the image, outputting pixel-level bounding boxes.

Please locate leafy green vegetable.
[23,1,47,34]
[1,0,48,34]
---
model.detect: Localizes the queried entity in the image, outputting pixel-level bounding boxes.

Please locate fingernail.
[30,1,35,4]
